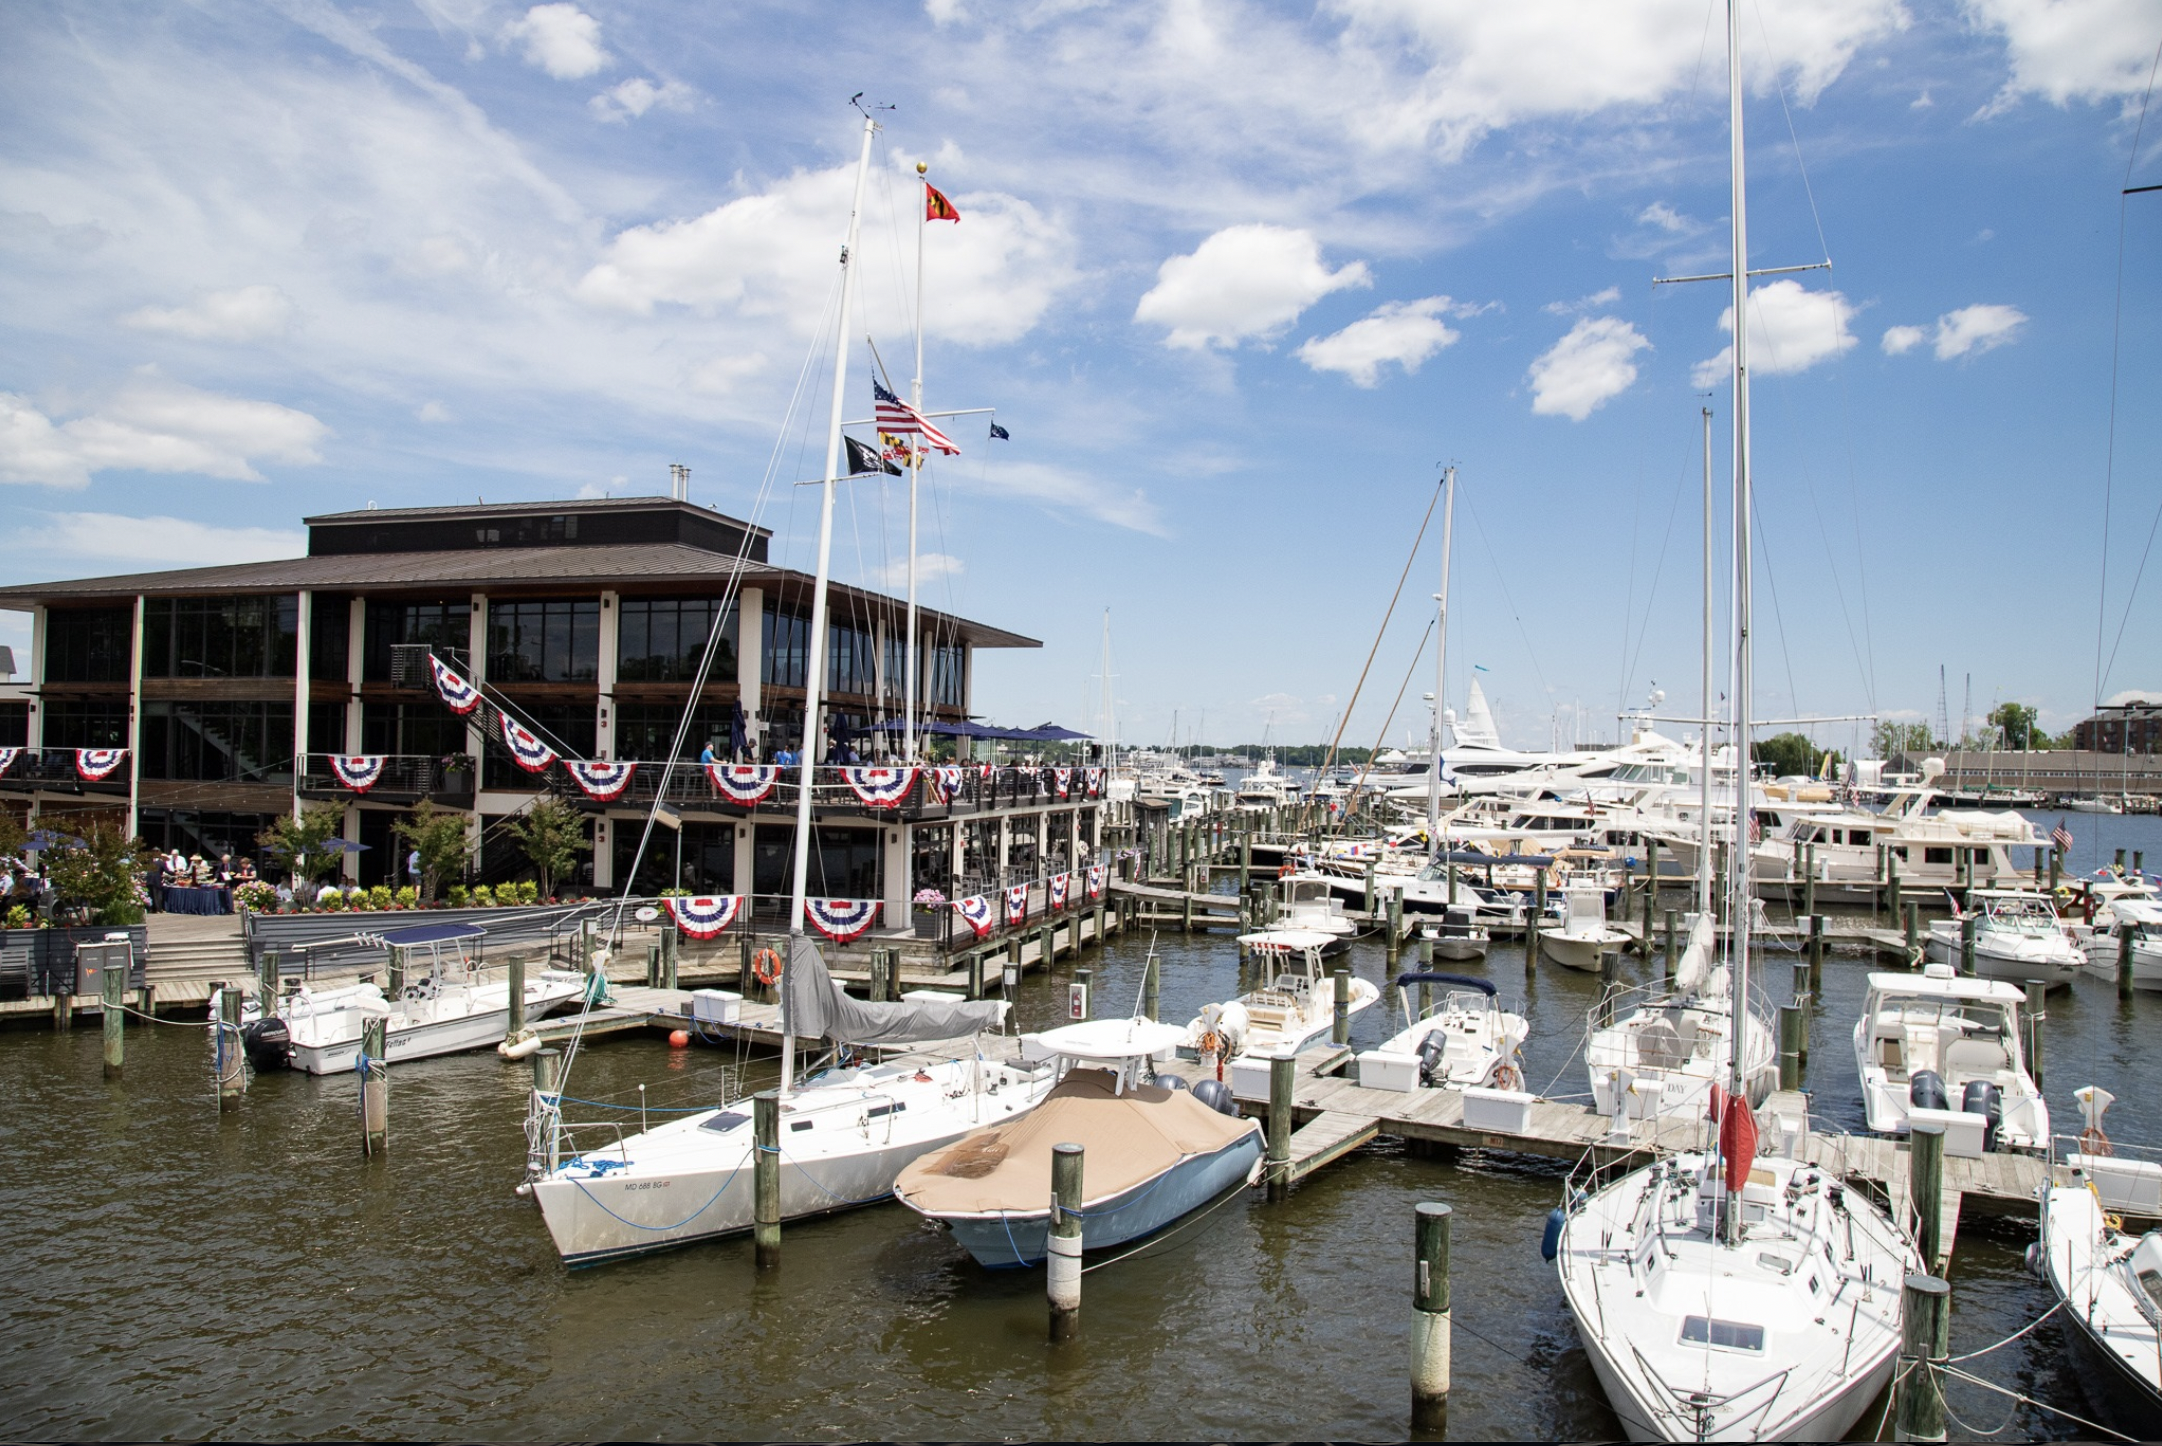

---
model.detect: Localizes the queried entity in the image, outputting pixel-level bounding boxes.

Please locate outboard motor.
[241,1016,292,1072]
[1417,1032,1449,1085]
[1160,1074,1190,1092]
[1191,1078,1239,1117]
[1962,1080,2003,1152]
[1909,1070,1949,1112]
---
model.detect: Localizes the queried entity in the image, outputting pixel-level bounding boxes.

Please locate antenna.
[668,463,691,500]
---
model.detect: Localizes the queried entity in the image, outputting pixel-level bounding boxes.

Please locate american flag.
[2051,820,2073,852]
[873,380,959,456]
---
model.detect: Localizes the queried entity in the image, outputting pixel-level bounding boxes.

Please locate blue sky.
[2,0,2158,752]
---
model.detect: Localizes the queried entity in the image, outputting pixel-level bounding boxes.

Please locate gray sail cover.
[784,933,1008,1045]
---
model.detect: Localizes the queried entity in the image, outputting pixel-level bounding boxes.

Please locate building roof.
[301,496,767,534]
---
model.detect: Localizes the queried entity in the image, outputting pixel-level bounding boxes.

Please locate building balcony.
[0,750,132,798]
[296,753,477,807]
[552,762,1105,821]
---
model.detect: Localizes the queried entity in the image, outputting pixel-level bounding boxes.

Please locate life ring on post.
[1492,1060,1524,1093]
[751,947,783,987]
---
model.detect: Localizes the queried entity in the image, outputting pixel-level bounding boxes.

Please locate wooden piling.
[1239,836,1251,891]
[1364,857,1379,915]
[1143,949,1159,1022]
[1048,1142,1083,1342]
[1808,912,1825,994]
[1663,908,1678,982]
[1894,1274,1950,1442]
[1332,968,1351,1046]
[1410,1201,1452,1426]
[1911,1119,1945,1269]
[1527,873,1545,973]
[52,969,71,1031]
[1958,913,1976,977]
[217,986,247,1112]
[1875,844,1887,924]
[1888,850,1902,924]
[1386,890,1403,958]
[2120,927,2136,1002]
[359,1015,387,1152]
[508,953,526,1037]
[645,942,660,989]
[1802,840,1816,918]
[2049,846,2060,893]
[2023,980,2046,1088]
[662,926,678,990]
[1904,899,1920,964]
[1778,1003,1804,1090]
[101,947,125,1079]
[754,1089,780,1271]
[1266,1054,1293,1202]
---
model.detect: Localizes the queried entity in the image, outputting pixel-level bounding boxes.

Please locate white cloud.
[17,511,304,572]
[964,459,1167,535]
[121,284,294,342]
[1689,280,1858,387]
[1544,285,1623,316]
[1638,203,1695,234]
[504,4,609,80]
[578,164,1079,347]
[1965,0,2162,109]
[416,400,452,422]
[1881,324,1927,355]
[2105,688,2161,707]
[1296,296,1461,386]
[1929,303,2029,358]
[0,372,327,487]
[590,77,696,122]
[688,353,769,396]
[875,552,965,590]
[1134,225,1370,351]
[1528,316,1650,420]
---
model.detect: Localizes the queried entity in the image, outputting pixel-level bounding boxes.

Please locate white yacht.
[1272,872,1357,951]
[1539,882,1629,971]
[1183,929,1378,1061]
[1852,963,2048,1150]
[2083,899,2162,989]
[1925,889,2083,986]
[1359,972,1526,1092]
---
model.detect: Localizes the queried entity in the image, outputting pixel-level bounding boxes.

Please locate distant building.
[2073,698,2161,754]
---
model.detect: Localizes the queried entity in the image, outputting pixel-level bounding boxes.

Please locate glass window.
[1680,1316,1764,1353]
[141,701,295,783]
[363,601,468,681]
[617,598,737,683]
[616,820,734,896]
[306,701,348,757]
[360,702,468,758]
[143,595,297,678]
[614,701,737,762]
[761,607,809,689]
[44,608,133,683]
[42,699,129,748]
[0,701,25,748]
[488,598,599,683]
[927,643,965,708]
[882,633,908,699]
[310,594,351,682]
[827,620,875,696]
[482,703,596,790]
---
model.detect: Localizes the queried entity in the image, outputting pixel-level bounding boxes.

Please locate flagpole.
[905,163,928,763]
[784,109,877,1101]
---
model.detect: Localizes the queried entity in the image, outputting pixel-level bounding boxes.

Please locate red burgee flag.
[925,183,960,223]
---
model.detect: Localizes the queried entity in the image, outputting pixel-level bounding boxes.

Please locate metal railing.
[547,763,1109,819]
[0,750,133,795]
[296,753,476,802]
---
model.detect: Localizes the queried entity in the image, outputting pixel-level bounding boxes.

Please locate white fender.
[498,1031,543,1060]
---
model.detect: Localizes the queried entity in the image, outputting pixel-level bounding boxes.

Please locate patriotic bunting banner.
[501,715,556,773]
[330,755,386,792]
[1052,767,1072,800]
[980,763,997,781]
[928,764,965,804]
[1087,863,1106,900]
[430,655,481,715]
[841,766,916,809]
[564,759,636,801]
[1048,872,1069,909]
[0,747,19,778]
[76,749,127,781]
[1005,883,1030,925]
[806,898,880,944]
[707,762,778,805]
[953,894,995,938]
[665,894,744,939]
[1085,767,1104,797]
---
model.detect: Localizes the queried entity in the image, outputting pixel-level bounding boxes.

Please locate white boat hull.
[1541,931,1621,971]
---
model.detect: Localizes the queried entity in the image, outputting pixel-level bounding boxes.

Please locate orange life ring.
[1493,1061,1524,1093]
[751,947,783,986]
[1278,861,1295,879]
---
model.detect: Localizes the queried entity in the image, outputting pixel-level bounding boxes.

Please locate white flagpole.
[784,110,877,1100]
[905,163,927,762]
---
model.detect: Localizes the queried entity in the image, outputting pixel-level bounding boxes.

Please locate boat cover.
[894,1068,1256,1215]
[784,932,1007,1045]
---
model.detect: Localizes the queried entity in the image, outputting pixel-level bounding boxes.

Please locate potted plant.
[912,887,947,939]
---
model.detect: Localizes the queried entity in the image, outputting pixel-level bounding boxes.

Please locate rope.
[1938,1362,2138,1442]
[1946,1297,2063,1363]
[569,1167,740,1233]
[556,1094,715,1115]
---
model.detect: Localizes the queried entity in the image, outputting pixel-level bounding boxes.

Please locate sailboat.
[1552,7,1917,1436]
[526,111,1051,1266]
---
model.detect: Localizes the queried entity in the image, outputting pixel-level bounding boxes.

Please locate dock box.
[1907,1106,1987,1159]
[1356,1049,1421,1093]
[1463,1085,1536,1134]
[901,989,964,1004]
[1229,1054,1279,1104]
[689,989,741,1025]
[2073,1154,2162,1215]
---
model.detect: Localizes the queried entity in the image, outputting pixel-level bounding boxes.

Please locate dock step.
[1287,1110,1381,1181]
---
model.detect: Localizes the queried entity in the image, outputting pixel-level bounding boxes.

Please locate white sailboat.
[1554,7,1917,1434]
[526,111,1050,1265]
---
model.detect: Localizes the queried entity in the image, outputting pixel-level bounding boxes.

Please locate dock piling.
[508,954,526,1037]
[1894,1274,1950,1442]
[359,1015,387,1153]
[1808,913,1824,994]
[2120,927,2136,1002]
[1143,949,1159,1022]
[101,947,125,1079]
[1643,838,1659,939]
[2048,846,2060,893]
[1663,908,1677,982]
[1802,841,1816,918]
[1778,1003,1804,1090]
[754,1089,780,1271]
[1958,913,1977,977]
[1049,1142,1083,1342]
[216,985,246,1111]
[1410,1201,1452,1426]
[1332,968,1350,1046]
[1266,1054,1293,1202]
[1888,851,1902,925]
[2022,981,2046,1088]
[1911,1119,1945,1269]
[1904,900,1920,964]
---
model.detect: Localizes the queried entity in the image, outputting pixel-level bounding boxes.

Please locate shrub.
[44,816,150,926]
[256,805,348,885]
[447,884,469,907]
[366,884,393,911]
[512,880,538,905]
[233,879,278,914]
[471,884,494,907]
[321,889,347,912]
[4,904,27,928]
[394,886,418,909]
[392,800,473,902]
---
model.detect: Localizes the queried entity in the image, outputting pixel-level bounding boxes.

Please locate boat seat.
[1942,1036,2007,1075]
[1877,1036,1903,1070]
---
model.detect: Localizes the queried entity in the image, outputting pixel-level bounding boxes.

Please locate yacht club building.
[0,498,1105,922]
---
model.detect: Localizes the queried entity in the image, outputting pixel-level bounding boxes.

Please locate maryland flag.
[925,183,960,223]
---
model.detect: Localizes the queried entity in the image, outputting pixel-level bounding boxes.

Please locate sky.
[2,0,2159,755]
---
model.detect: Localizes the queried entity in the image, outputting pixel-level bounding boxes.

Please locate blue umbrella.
[25,829,86,851]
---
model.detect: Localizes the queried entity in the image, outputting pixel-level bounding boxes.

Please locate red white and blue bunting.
[841,766,916,809]
[1005,883,1030,926]
[806,898,880,944]
[430,655,481,715]
[928,764,965,804]
[76,748,127,782]
[707,762,778,805]
[1087,863,1106,900]
[665,894,744,939]
[953,894,995,938]
[0,747,19,778]
[1052,767,1071,800]
[1084,767,1103,798]
[330,755,386,792]
[564,760,636,801]
[500,715,556,773]
[1048,872,1070,909]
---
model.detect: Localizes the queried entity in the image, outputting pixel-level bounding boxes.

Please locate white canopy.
[1028,1017,1186,1063]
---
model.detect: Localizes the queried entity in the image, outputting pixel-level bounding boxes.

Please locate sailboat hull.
[1570,1311,1896,1443]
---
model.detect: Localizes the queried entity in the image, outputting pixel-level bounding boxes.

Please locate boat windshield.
[1872,996,2011,1037]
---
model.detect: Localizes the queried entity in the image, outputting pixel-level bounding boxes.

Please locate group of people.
[146,848,255,912]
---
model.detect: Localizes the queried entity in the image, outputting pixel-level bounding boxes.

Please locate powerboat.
[893,1017,1262,1267]
[2082,899,2162,989]
[1540,882,1629,971]
[1418,904,1490,961]
[1359,972,1526,1091]
[1925,888,2082,986]
[1272,872,1357,952]
[1182,929,1378,1061]
[1852,963,2048,1150]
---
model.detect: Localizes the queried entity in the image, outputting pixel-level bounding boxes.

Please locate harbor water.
[3,811,2158,1439]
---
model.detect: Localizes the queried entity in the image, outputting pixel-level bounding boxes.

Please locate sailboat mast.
[784,111,879,1099]
[1723,0,1757,1139]
[905,162,928,761]
[1100,609,1116,772]
[1426,465,1455,857]
[1699,406,1715,915]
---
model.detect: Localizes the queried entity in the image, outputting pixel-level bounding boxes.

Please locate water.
[3,814,2158,1440]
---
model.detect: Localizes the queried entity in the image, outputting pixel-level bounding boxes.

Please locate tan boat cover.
[894,1069,1258,1216]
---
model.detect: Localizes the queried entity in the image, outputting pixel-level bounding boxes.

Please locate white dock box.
[689,989,741,1025]
[1907,1106,1987,1159]
[2074,1154,2162,1214]
[1462,1086,1536,1134]
[1230,1054,1280,1104]
[1357,1049,1421,1093]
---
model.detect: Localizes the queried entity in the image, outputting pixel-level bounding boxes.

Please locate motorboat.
[2082,899,2162,989]
[240,921,587,1075]
[1586,913,1777,1123]
[1418,903,1490,961]
[1359,972,1526,1091]
[1852,963,2048,1150]
[529,937,1050,1265]
[1182,929,1379,1060]
[1539,882,1629,971]
[1272,872,1357,951]
[1234,755,1295,807]
[1925,888,2083,986]
[892,1017,1263,1267]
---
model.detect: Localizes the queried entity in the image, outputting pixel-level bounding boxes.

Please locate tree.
[503,797,590,899]
[1752,732,1822,778]
[1870,719,1935,758]
[392,800,472,902]
[257,804,348,884]
[1988,701,2041,750]
[44,815,150,925]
